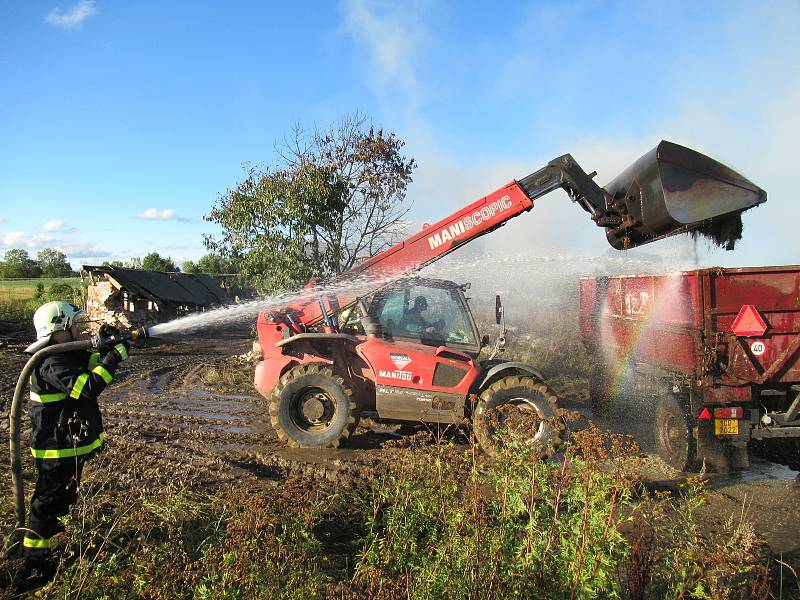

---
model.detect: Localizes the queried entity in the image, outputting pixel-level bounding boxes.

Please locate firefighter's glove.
[101,341,130,368]
[98,323,122,338]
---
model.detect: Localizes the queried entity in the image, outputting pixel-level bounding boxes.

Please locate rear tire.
[474,376,563,458]
[654,395,696,471]
[269,364,359,448]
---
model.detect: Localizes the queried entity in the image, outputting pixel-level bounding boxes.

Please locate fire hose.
[7,326,147,553]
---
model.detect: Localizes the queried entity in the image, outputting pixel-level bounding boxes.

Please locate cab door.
[358,283,481,423]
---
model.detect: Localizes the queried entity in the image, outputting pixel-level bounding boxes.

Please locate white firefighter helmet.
[25,301,86,354]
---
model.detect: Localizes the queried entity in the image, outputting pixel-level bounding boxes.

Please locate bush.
[46,282,83,305]
[0,299,36,322]
[356,428,773,599]
[357,432,635,599]
[0,280,84,323]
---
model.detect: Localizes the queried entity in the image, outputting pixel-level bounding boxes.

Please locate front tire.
[474,376,563,458]
[269,364,359,448]
[654,395,696,471]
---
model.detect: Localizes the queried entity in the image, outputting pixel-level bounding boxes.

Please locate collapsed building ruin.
[81,265,251,329]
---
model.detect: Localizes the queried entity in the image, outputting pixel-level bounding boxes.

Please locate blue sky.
[1,1,798,270]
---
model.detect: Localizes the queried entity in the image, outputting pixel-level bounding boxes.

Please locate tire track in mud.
[99,338,398,486]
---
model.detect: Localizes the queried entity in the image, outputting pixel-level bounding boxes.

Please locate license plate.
[714,418,739,435]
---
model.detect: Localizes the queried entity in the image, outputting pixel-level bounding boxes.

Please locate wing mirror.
[489,297,507,360]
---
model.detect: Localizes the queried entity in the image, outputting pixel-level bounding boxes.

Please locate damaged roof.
[82,265,231,306]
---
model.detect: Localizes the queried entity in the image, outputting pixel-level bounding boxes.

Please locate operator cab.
[364,278,481,356]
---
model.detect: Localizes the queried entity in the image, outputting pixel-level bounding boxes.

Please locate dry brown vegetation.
[0,420,787,599]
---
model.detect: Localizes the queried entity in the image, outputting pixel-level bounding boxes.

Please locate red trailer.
[580,266,800,471]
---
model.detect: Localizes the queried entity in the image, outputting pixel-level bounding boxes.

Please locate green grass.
[0,278,81,301]
[0,278,84,321]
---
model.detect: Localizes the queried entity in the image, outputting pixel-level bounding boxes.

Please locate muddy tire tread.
[475,375,563,458]
[654,394,696,472]
[269,363,358,449]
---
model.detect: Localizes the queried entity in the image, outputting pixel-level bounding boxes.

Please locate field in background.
[0,278,84,321]
[0,277,81,300]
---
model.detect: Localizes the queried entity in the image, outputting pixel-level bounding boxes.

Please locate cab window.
[372,285,477,347]
[375,290,406,336]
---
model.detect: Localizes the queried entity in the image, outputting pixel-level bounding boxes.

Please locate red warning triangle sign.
[731,305,767,337]
[698,408,711,420]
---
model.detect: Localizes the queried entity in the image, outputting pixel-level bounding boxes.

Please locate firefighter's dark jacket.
[28,346,125,461]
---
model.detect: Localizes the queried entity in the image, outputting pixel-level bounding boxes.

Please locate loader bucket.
[602,141,766,250]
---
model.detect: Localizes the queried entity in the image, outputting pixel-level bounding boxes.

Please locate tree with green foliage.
[0,249,42,278]
[182,260,200,274]
[101,260,124,268]
[37,247,72,277]
[204,113,415,291]
[141,252,179,272]
[196,253,236,274]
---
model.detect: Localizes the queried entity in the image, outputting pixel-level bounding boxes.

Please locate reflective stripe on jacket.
[29,349,114,462]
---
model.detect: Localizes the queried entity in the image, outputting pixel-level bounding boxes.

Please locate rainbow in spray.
[597,272,688,399]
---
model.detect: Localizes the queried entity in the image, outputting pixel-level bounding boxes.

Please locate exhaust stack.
[601,141,766,250]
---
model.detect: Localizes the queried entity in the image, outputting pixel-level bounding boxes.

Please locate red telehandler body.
[253,141,766,454]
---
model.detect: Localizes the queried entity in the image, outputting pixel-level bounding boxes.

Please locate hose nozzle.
[92,325,150,350]
[128,326,149,343]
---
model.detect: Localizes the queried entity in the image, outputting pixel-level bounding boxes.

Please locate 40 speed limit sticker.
[750,341,767,356]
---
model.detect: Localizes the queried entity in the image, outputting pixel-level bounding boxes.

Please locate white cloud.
[45,0,97,30]
[3,231,50,248]
[42,219,65,232]
[137,208,176,221]
[341,0,427,108]
[1,230,111,269]
[401,5,800,271]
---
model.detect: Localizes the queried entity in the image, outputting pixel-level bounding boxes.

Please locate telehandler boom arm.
[278,141,765,329]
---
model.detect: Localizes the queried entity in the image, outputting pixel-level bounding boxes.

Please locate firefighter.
[21,301,129,569]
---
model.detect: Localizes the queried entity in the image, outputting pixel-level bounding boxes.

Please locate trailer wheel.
[589,363,613,419]
[474,376,563,458]
[654,395,696,472]
[269,364,359,448]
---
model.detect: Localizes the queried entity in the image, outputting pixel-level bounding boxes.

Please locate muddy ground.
[1,321,798,579]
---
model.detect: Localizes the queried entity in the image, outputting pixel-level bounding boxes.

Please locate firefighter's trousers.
[24,458,86,560]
